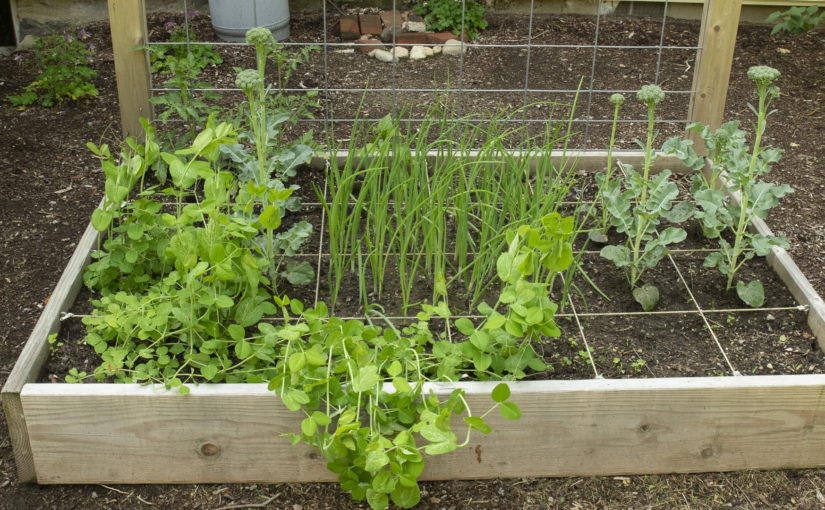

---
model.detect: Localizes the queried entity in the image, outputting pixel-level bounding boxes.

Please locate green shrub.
[413,0,487,41]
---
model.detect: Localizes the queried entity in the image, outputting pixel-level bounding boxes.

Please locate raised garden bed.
[4,146,825,487]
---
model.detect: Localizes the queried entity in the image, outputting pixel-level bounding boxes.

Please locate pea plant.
[599,85,693,311]
[276,212,573,509]
[663,66,792,307]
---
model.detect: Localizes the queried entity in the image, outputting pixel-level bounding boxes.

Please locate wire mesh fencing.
[132,0,743,151]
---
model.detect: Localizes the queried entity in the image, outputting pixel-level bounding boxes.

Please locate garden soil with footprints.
[3,10,825,509]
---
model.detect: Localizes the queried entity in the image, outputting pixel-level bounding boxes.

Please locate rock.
[403,21,427,32]
[409,46,427,60]
[395,32,430,47]
[380,26,396,43]
[442,39,468,56]
[380,10,403,30]
[373,49,395,62]
[424,46,434,57]
[433,45,442,55]
[589,231,609,244]
[392,46,409,59]
[339,15,360,40]
[355,38,385,54]
[17,35,37,51]
[359,14,382,36]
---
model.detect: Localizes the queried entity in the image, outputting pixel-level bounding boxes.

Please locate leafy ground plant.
[413,0,487,41]
[663,66,792,307]
[599,85,693,311]
[8,28,98,107]
[766,6,825,35]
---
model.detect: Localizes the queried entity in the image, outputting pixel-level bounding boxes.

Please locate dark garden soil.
[4,9,825,510]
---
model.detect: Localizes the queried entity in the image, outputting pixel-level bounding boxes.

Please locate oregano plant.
[663,66,792,307]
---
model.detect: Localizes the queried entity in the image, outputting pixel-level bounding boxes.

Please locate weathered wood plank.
[21,376,825,484]
[1,218,100,483]
[309,150,690,174]
[107,0,152,139]
[688,0,743,153]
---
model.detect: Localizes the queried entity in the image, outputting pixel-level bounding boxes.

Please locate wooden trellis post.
[107,0,153,140]
[687,0,743,154]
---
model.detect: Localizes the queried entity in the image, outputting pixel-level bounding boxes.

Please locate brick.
[395,32,431,48]
[428,31,468,44]
[355,39,385,55]
[339,15,360,40]
[380,10,403,29]
[359,14,382,36]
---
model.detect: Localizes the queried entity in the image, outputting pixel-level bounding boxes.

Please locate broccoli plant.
[663,66,792,307]
[599,85,693,311]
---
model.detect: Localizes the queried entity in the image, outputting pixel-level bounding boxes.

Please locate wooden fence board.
[21,376,825,484]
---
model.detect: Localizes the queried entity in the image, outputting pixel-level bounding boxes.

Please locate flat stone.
[409,46,427,60]
[373,49,395,62]
[359,14,382,36]
[355,39,385,54]
[395,32,430,48]
[403,21,427,33]
[428,31,467,44]
[339,15,360,40]
[442,39,468,56]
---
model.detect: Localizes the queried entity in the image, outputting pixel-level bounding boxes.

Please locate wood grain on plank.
[1,217,100,482]
[21,377,825,484]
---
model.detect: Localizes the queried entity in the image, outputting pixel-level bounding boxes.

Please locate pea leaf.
[499,401,522,420]
[491,382,511,403]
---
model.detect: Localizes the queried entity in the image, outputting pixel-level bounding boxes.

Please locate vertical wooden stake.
[107,0,152,140]
[687,0,742,154]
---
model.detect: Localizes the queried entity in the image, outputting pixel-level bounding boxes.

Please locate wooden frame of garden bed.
[4,150,825,484]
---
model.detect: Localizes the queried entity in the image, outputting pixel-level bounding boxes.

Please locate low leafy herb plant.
[663,66,792,307]
[766,6,825,35]
[599,85,693,311]
[8,28,98,107]
[413,0,487,41]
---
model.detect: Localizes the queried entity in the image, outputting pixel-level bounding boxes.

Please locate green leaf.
[365,448,390,473]
[600,245,631,267]
[200,364,218,381]
[301,416,316,436]
[464,416,492,434]
[311,411,332,426]
[234,340,253,359]
[454,317,476,336]
[662,200,695,223]
[215,295,234,308]
[371,470,396,493]
[491,382,511,403]
[391,482,421,508]
[499,401,522,420]
[353,365,380,393]
[387,360,402,377]
[392,377,412,394]
[259,205,281,230]
[227,324,246,341]
[424,441,457,455]
[289,352,307,373]
[737,280,765,308]
[366,489,389,510]
[632,284,660,312]
[91,209,113,231]
[282,261,314,285]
